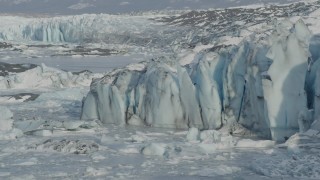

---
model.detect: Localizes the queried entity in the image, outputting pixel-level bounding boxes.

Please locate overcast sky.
[0,0,301,15]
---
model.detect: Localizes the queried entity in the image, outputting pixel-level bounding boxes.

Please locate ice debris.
[30,139,99,154]
[141,143,168,157]
[186,127,199,142]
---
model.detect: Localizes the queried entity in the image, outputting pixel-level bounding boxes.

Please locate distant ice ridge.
[81,19,320,141]
[0,14,183,50]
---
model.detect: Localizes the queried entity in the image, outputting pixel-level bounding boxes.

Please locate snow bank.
[82,19,319,141]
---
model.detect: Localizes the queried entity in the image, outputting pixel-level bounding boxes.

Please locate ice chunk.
[31,130,53,137]
[128,134,148,143]
[63,121,85,130]
[0,106,13,120]
[0,107,23,140]
[303,129,319,136]
[0,118,13,132]
[141,143,168,157]
[14,119,46,133]
[0,106,13,131]
[189,165,241,176]
[236,139,275,148]
[34,139,99,154]
[85,167,109,177]
[186,127,199,142]
[127,115,145,126]
[199,130,222,144]
[0,128,23,140]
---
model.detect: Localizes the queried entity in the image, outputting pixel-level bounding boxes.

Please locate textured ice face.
[263,19,311,141]
[81,19,318,141]
[306,34,320,126]
[0,14,184,54]
[82,58,204,129]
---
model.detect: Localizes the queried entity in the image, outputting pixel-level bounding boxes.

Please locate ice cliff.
[81,19,320,141]
[0,15,183,51]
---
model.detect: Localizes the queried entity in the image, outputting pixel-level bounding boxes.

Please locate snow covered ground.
[1,0,320,179]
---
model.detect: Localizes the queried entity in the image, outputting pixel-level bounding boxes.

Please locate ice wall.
[262,19,311,141]
[82,19,317,141]
[82,58,204,129]
[0,15,183,50]
[306,34,320,129]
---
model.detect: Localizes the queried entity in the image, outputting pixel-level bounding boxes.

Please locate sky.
[0,0,301,15]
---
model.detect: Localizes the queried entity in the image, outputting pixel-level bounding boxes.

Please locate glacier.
[3,1,320,179]
[81,19,320,141]
[0,14,185,53]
